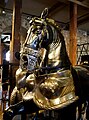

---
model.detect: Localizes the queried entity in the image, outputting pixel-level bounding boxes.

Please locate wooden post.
[10,0,22,91]
[69,2,77,65]
[10,0,22,63]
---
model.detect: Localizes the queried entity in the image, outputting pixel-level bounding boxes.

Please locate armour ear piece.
[15,52,20,60]
[41,8,48,19]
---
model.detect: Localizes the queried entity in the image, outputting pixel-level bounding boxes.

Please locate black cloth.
[2,59,9,91]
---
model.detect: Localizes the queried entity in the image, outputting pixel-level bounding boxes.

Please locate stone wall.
[0,12,12,34]
[62,30,89,64]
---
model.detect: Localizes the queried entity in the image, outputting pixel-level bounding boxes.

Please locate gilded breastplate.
[33,69,78,110]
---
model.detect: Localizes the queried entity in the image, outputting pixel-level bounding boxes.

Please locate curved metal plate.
[33,70,78,110]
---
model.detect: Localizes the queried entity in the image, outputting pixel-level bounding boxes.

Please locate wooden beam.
[78,13,89,25]
[69,2,77,65]
[48,1,67,17]
[68,0,89,8]
[10,0,22,91]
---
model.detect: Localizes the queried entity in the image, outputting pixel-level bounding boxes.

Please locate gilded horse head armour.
[14,8,78,110]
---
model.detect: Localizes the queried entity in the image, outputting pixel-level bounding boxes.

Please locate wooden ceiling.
[1,0,89,32]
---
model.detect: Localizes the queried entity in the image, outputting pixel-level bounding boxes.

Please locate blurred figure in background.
[2,59,9,99]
